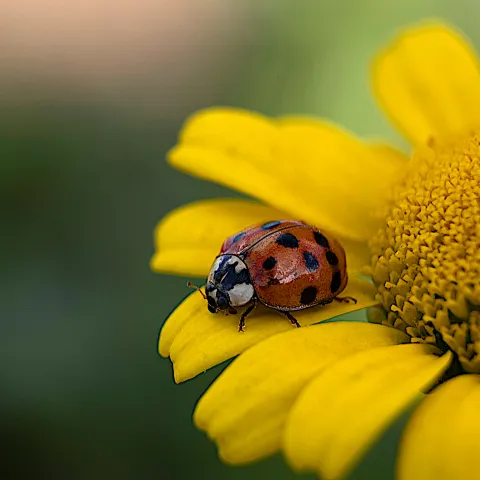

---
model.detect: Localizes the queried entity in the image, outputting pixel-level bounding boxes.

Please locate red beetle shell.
[219,220,348,311]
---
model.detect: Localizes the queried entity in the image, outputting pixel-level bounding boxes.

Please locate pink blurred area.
[0,0,251,112]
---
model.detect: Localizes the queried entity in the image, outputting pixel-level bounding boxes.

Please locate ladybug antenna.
[187,282,207,300]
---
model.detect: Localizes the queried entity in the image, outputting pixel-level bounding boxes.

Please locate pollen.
[368,131,480,373]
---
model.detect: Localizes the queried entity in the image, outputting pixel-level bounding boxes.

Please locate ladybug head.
[205,284,230,313]
[186,281,232,314]
[205,254,255,314]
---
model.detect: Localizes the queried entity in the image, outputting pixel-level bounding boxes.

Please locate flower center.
[368,131,480,374]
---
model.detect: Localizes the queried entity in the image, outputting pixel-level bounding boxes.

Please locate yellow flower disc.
[369,130,480,373]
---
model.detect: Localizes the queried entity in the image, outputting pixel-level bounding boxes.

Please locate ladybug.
[191,220,356,332]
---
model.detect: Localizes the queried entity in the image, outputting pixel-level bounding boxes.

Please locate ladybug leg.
[334,296,357,304]
[283,311,301,328]
[229,306,238,315]
[238,300,256,332]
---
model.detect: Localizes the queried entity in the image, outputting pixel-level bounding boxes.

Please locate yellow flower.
[153,21,480,480]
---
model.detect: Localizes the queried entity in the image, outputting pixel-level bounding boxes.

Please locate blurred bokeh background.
[2,1,479,479]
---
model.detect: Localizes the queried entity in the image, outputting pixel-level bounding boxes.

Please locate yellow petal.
[150,199,287,277]
[283,344,453,480]
[151,198,371,278]
[168,108,407,242]
[194,322,409,464]
[159,278,378,383]
[398,374,480,480]
[337,238,370,274]
[373,22,480,146]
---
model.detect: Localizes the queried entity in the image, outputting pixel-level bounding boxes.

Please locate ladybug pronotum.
[193,220,356,332]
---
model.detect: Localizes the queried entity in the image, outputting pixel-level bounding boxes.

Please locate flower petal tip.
[397,371,480,480]
[158,333,170,359]
[151,198,290,278]
[193,322,411,472]
[149,253,163,273]
[372,19,480,145]
[283,346,452,480]
[166,106,410,243]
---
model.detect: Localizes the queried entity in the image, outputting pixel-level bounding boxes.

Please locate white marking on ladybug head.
[207,257,223,284]
[206,254,254,312]
[228,282,254,307]
[234,261,245,274]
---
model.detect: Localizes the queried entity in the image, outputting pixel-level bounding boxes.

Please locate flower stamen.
[369,130,480,373]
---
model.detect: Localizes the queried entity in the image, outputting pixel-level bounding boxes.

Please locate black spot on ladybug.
[262,256,277,270]
[330,271,341,293]
[276,233,299,248]
[326,251,339,266]
[314,231,330,249]
[303,252,319,271]
[300,286,318,305]
[261,221,282,230]
[232,231,246,243]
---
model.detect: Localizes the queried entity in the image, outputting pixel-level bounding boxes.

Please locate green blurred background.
[2,1,478,479]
